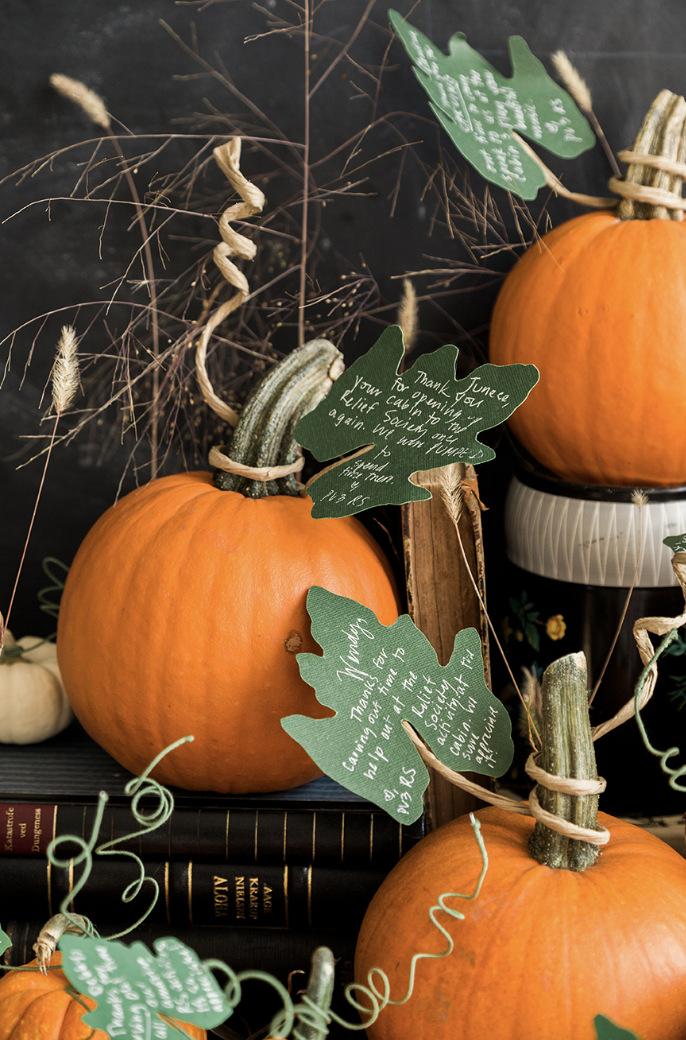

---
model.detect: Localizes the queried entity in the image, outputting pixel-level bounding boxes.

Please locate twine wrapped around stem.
[405,556,686,849]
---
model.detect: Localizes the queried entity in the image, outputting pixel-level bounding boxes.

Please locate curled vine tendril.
[37,556,69,620]
[93,734,195,939]
[45,734,195,941]
[5,754,487,1040]
[336,814,488,1035]
[632,628,686,789]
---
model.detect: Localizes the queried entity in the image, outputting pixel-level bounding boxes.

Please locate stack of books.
[0,721,424,1031]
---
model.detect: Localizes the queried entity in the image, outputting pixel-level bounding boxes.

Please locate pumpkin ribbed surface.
[489,209,686,486]
[355,807,686,1040]
[0,953,206,1039]
[57,471,400,792]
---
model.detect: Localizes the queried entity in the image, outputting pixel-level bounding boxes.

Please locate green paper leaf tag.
[594,1015,642,1040]
[282,587,514,823]
[59,933,232,1037]
[664,532,686,554]
[389,10,595,198]
[295,325,538,518]
[0,924,10,957]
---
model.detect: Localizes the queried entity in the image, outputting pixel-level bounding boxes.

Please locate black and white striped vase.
[503,466,686,815]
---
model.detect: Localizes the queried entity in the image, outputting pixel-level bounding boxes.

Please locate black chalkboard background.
[2,2,686,815]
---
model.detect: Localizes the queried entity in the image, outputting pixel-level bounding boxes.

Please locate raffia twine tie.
[209,446,305,483]
[403,555,686,845]
[512,132,686,211]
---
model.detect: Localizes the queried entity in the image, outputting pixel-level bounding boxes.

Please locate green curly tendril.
[1,743,488,1040]
[632,628,686,790]
[0,557,69,659]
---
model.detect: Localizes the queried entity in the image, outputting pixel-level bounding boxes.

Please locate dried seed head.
[551,51,592,113]
[397,277,418,355]
[437,463,464,530]
[50,73,111,130]
[52,325,80,415]
[631,489,649,510]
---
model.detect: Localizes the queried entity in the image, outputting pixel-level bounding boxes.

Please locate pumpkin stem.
[213,339,344,498]
[528,651,602,871]
[32,913,90,973]
[617,89,686,220]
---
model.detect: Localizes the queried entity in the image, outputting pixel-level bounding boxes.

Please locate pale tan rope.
[617,150,686,176]
[592,554,686,740]
[208,445,305,482]
[512,132,686,211]
[525,753,606,796]
[401,722,610,844]
[403,555,686,845]
[607,175,686,210]
[511,132,616,208]
[195,137,266,427]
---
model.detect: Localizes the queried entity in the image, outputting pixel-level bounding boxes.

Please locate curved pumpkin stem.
[213,339,344,498]
[528,652,604,871]
[616,89,686,221]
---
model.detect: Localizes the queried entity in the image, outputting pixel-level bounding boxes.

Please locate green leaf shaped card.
[295,325,538,519]
[60,933,232,1038]
[282,587,514,824]
[389,10,595,198]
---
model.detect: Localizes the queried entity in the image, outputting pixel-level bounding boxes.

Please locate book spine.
[3,920,358,975]
[2,921,358,1038]
[0,857,388,930]
[0,801,423,866]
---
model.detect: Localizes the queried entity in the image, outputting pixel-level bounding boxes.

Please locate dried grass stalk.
[397,277,418,355]
[551,51,592,113]
[436,463,463,530]
[49,73,111,130]
[52,325,79,415]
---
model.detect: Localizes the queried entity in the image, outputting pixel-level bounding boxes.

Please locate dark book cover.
[0,800,423,867]
[0,722,424,865]
[2,921,361,1039]
[0,855,390,930]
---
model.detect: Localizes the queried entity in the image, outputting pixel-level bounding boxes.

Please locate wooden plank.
[402,463,492,830]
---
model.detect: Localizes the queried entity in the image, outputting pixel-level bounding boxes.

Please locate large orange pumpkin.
[56,341,400,793]
[490,90,686,489]
[489,208,686,487]
[0,952,207,1039]
[355,806,686,1040]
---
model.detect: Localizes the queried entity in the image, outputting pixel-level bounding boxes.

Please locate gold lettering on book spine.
[235,876,245,919]
[213,875,229,918]
[4,806,13,853]
[249,876,259,920]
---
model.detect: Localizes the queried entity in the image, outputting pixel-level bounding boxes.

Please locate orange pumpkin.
[56,342,400,793]
[489,208,686,487]
[0,952,207,1040]
[355,807,686,1040]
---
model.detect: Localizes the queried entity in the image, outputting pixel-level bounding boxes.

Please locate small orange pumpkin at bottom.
[0,952,207,1040]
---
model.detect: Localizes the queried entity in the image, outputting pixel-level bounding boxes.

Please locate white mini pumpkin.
[0,632,73,743]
